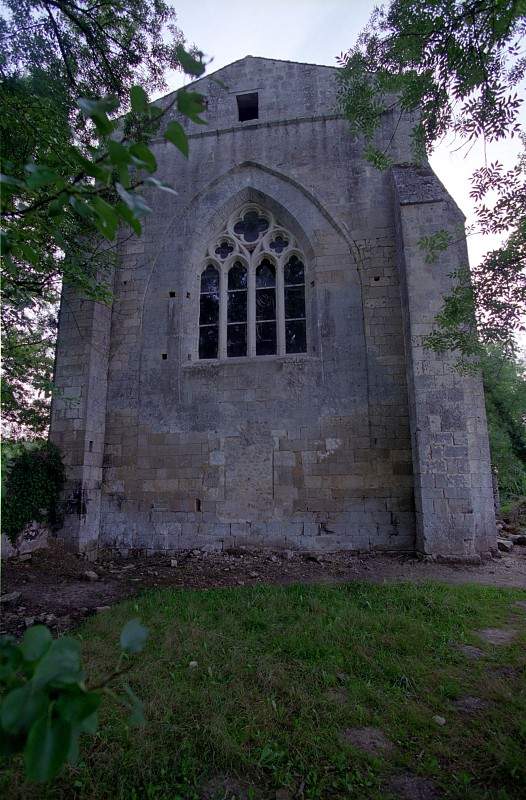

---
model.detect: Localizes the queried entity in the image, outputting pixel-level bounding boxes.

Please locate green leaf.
[115,183,151,216]
[19,243,39,266]
[32,638,82,689]
[56,690,100,725]
[107,140,131,168]
[79,711,98,735]
[25,165,62,190]
[20,626,52,663]
[144,177,178,195]
[164,121,189,157]
[129,143,157,173]
[69,195,93,221]
[0,173,26,188]
[78,97,118,117]
[74,154,112,183]
[91,196,119,240]
[24,715,71,782]
[175,46,206,77]
[66,728,80,765]
[130,85,149,114]
[123,684,145,726]
[77,97,117,136]
[0,637,21,679]
[120,619,149,654]
[0,684,49,734]
[177,90,207,124]
[116,200,142,235]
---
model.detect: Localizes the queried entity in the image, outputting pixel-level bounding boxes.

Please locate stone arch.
[167,163,364,369]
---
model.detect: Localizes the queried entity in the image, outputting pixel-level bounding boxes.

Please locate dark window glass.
[233,210,269,243]
[228,262,248,290]
[228,290,247,323]
[284,255,306,354]
[256,321,277,355]
[284,286,305,320]
[199,265,220,359]
[200,292,219,324]
[270,235,289,254]
[285,320,307,354]
[201,265,220,293]
[284,255,305,286]
[256,260,276,354]
[227,262,247,357]
[256,288,276,320]
[227,323,247,357]
[199,325,219,359]
[256,259,275,287]
[215,240,234,260]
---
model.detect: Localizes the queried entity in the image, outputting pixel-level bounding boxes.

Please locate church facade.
[50,56,496,559]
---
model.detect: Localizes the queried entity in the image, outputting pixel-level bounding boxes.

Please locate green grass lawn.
[2,581,526,799]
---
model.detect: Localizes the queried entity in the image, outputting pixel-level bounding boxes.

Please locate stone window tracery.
[198,204,308,360]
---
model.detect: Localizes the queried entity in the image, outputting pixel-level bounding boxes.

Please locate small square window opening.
[237,92,258,122]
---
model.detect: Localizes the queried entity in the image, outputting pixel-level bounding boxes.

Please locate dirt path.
[1,541,525,638]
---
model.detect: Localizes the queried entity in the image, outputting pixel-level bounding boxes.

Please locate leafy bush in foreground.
[0,620,148,781]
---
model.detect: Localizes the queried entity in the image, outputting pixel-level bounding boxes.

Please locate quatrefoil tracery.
[206,204,297,262]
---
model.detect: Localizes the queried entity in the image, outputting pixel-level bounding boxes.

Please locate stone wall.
[50,57,495,557]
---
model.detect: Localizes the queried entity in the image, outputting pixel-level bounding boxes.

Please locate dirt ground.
[1,541,525,638]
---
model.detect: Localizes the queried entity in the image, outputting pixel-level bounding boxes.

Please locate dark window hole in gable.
[195,498,201,512]
[88,441,93,452]
[186,291,191,299]
[162,353,167,360]
[237,92,258,122]
[374,276,380,282]
[169,291,176,298]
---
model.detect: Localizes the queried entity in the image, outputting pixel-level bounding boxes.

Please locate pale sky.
[167,0,525,349]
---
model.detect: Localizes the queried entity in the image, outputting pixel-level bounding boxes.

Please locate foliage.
[482,347,526,498]
[0,619,148,782]
[0,1,207,435]
[2,582,524,798]
[1,439,65,544]
[338,0,526,360]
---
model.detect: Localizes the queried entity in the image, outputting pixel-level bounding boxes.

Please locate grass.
[2,580,526,799]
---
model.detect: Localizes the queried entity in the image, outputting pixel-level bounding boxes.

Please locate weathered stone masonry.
[50,56,496,558]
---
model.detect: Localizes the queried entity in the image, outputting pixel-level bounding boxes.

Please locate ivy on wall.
[2,440,65,544]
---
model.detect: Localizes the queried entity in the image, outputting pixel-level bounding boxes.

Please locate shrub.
[1,440,65,544]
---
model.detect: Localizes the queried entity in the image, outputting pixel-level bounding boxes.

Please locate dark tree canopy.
[0,1,204,435]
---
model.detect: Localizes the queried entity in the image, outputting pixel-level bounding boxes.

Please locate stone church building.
[50,56,496,560]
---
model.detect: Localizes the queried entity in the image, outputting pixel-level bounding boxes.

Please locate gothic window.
[198,204,308,360]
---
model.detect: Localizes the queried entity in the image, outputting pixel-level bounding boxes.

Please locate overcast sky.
[167,0,524,347]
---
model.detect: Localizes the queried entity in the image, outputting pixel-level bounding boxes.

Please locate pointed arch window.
[198,205,308,360]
